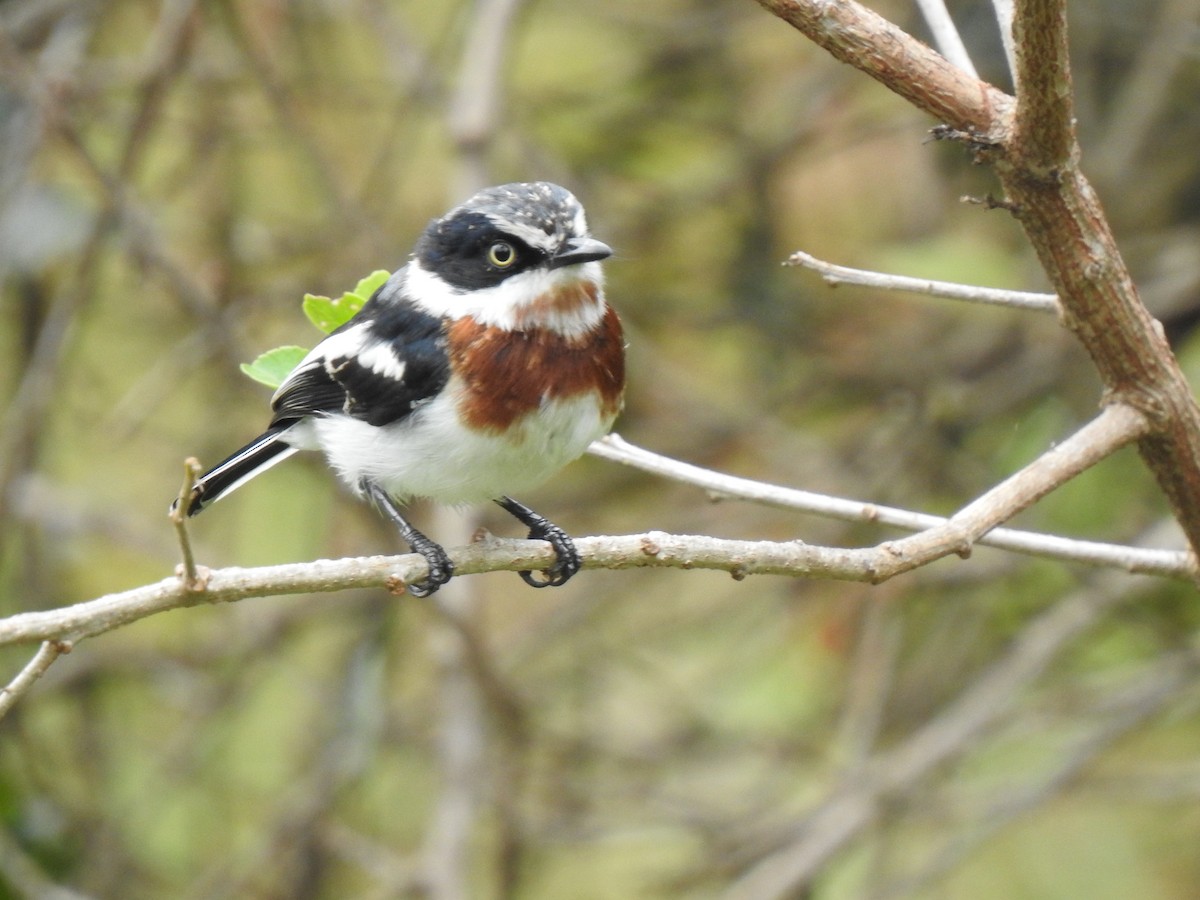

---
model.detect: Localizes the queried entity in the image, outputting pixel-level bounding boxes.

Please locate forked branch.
[751,0,1200,565]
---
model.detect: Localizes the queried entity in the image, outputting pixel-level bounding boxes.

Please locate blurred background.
[1,0,1200,897]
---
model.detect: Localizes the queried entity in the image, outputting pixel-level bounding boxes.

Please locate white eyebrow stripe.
[491,219,558,251]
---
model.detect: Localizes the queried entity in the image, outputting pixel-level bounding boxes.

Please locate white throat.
[403,259,608,337]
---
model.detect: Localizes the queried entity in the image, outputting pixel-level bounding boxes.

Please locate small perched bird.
[177,182,625,596]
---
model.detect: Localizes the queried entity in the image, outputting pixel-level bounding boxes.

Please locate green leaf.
[239,345,308,390]
[353,269,391,298]
[302,294,352,334]
[302,270,391,334]
[241,270,392,387]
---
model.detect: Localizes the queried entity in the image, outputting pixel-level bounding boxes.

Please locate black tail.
[176,427,298,517]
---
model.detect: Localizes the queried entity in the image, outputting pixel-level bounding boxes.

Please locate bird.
[176,182,625,596]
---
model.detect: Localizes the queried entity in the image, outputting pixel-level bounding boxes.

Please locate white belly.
[287,390,612,505]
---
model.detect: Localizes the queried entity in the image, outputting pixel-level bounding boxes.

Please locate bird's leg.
[495,496,581,588]
[362,481,454,597]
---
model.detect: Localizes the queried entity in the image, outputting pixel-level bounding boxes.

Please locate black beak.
[548,236,613,270]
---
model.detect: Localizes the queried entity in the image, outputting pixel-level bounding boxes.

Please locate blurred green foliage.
[0,0,1199,898]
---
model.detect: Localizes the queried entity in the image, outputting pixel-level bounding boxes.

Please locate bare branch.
[590,432,1194,580]
[0,640,70,721]
[750,0,1200,568]
[0,404,1164,693]
[784,249,1058,313]
[1001,2,1200,554]
[0,536,865,650]
[870,403,1151,578]
[748,0,1013,138]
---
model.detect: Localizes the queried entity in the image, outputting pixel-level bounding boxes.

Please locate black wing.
[270,287,451,429]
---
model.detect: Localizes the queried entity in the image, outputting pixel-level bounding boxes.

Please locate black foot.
[398,530,455,598]
[363,482,454,596]
[495,496,582,588]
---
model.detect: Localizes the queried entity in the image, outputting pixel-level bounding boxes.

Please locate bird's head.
[405,182,612,337]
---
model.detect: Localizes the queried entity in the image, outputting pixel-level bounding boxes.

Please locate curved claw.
[407,549,455,597]
[518,564,572,589]
[362,480,456,597]
[495,496,582,589]
[518,520,581,589]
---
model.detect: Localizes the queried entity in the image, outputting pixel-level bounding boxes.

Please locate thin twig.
[991,0,1017,85]
[864,403,1152,579]
[589,432,1194,580]
[785,249,1059,313]
[913,0,978,77]
[0,640,70,722]
[169,457,205,590]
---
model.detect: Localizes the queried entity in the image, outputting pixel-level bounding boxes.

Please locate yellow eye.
[487,241,516,268]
